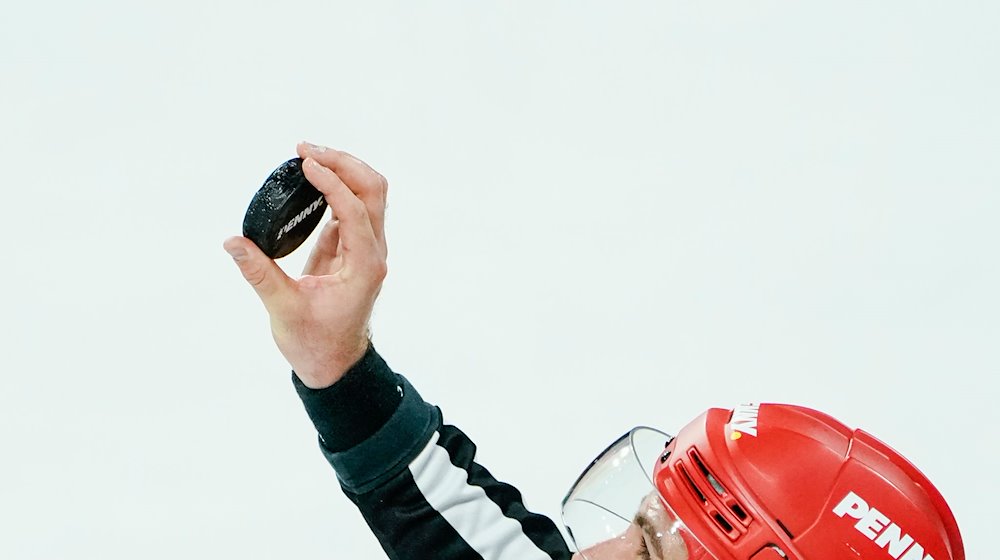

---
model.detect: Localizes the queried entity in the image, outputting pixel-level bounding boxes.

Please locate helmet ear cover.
[652,404,964,560]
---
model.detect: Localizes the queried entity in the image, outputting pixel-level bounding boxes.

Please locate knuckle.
[360,182,384,201]
[244,266,268,288]
[370,259,388,281]
[361,173,387,197]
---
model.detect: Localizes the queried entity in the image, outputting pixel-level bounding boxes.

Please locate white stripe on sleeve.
[409,431,552,560]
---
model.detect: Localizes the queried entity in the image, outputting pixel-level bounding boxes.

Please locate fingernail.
[226,246,248,261]
[302,141,328,153]
[306,157,328,173]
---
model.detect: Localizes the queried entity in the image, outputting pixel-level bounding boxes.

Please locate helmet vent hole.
[713,512,735,534]
[678,461,745,540]
[731,504,748,521]
[677,464,708,503]
[690,449,727,496]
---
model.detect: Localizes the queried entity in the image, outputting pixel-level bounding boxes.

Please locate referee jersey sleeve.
[293,345,573,560]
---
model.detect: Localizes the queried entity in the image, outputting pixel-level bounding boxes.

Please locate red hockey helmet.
[562,403,964,560]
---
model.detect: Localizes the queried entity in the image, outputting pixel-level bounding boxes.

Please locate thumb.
[223,236,293,309]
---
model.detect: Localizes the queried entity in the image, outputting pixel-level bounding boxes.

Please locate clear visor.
[561,427,695,560]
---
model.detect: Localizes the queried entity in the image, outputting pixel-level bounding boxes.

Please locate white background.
[2,1,996,558]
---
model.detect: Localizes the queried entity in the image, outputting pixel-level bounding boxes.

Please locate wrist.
[294,335,371,389]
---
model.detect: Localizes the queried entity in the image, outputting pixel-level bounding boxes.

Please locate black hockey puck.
[242,158,328,259]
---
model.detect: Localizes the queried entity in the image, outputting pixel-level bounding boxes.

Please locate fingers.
[301,219,341,276]
[223,236,294,310]
[297,142,388,257]
[300,157,382,273]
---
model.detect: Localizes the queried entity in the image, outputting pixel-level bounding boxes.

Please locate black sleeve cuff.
[291,345,441,494]
[291,344,404,453]
[322,375,440,494]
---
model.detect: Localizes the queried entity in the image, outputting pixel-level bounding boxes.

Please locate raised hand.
[224,142,389,389]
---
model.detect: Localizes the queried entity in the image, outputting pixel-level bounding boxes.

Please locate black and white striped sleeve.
[293,345,572,560]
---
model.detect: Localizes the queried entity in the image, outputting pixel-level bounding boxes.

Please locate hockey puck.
[242,158,328,259]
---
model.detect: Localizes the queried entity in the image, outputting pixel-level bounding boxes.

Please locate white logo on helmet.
[728,403,760,440]
[832,491,935,560]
